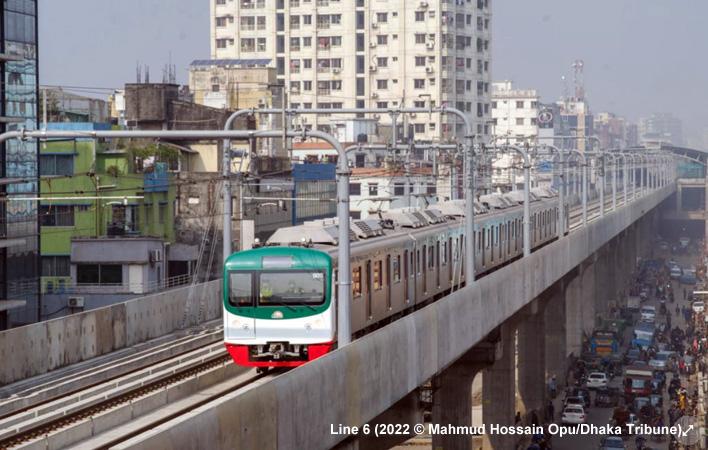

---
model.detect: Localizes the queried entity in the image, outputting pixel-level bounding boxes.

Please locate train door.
[386,254,392,311]
[422,245,427,293]
[366,260,372,319]
[404,249,409,302]
[436,241,441,288]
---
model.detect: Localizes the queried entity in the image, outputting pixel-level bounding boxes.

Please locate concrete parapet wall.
[117,185,675,450]
[0,280,222,387]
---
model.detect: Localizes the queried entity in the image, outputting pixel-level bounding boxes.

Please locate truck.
[601,319,626,344]
[632,323,656,350]
[591,329,619,355]
[624,365,653,402]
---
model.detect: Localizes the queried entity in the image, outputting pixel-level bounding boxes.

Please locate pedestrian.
[531,410,540,426]
[546,401,554,423]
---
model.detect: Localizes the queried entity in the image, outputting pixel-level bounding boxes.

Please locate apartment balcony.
[290,0,300,6]
[290,45,301,51]
[317,0,329,5]
[317,22,330,30]
[241,46,256,52]
[317,88,331,95]
[241,25,255,31]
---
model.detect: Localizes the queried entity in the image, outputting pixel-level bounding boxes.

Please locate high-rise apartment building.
[638,113,683,147]
[210,0,492,141]
[0,0,39,329]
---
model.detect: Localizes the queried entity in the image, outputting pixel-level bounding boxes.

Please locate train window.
[410,251,415,276]
[428,246,435,270]
[495,225,499,244]
[417,250,421,274]
[258,271,326,305]
[441,241,447,265]
[374,260,382,290]
[334,270,338,300]
[353,267,362,297]
[393,255,401,282]
[228,272,253,307]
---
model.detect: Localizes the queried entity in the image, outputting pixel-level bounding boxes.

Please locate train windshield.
[228,272,254,307]
[258,271,325,305]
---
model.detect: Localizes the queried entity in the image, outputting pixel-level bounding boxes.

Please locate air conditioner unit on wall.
[369,64,377,72]
[371,92,379,98]
[68,297,84,308]
[373,114,381,119]
[426,42,435,49]
[372,22,378,28]
[150,249,163,262]
[425,66,433,73]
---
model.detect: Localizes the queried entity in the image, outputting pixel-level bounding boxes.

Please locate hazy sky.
[39,0,706,142]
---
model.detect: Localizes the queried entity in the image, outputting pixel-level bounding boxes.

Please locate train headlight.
[315,319,323,327]
[232,320,240,328]
[305,323,313,331]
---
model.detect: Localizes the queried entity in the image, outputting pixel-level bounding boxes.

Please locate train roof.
[265,195,557,249]
[225,246,331,270]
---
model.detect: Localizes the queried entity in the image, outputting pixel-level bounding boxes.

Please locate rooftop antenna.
[136,62,142,83]
[572,59,585,100]
[145,65,150,84]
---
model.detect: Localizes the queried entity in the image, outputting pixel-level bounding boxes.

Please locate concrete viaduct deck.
[106,184,674,449]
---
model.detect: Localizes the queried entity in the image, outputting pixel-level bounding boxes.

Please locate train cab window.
[258,271,326,305]
[393,255,401,282]
[353,267,362,297]
[374,260,382,290]
[228,272,254,307]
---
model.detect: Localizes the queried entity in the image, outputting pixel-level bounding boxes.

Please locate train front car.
[223,247,335,367]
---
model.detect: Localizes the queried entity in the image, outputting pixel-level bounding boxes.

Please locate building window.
[216,0,226,4]
[414,123,425,133]
[415,56,425,66]
[216,17,227,27]
[304,80,312,90]
[350,183,361,196]
[257,37,266,51]
[376,102,388,108]
[240,38,255,52]
[531,118,537,125]
[216,39,228,49]
[415,33,426,44]
[377,34,388,45]
[516,118,524,126]
[415,11,425,21]
[516,101,525,109]
[530,101,538,108]
[257,16,266,29]
[369,183,378,195]
[376,12,387,22]
[376,57,388,67]
[394,183,404,196]
[40,205,75,227]
[40,154,74,176]
[42,256,70,277]
[414,79,425,89]
[159,203,167,225]
[77,264,123,285]
[303,14,312,24]
[492,101,497,108]
[377,79,388,89]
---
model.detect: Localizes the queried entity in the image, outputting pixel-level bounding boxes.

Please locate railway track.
[0,322,247,450]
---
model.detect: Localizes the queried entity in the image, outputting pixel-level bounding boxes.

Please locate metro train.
[223,188,568,368]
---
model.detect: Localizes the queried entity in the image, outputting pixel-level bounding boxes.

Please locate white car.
[649,351,676,371]
[640,305,656,323]
[670,266,683,279]
[562,405,587,425]
[693,301,705,313]
[586,372,609,389]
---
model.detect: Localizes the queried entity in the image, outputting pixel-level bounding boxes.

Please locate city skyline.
[39,0,706,144]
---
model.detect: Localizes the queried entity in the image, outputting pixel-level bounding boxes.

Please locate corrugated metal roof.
[189,59,272,67]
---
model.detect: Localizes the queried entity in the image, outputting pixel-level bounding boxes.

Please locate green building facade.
[40,123,176,292]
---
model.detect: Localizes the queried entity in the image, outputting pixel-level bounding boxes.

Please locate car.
[681,273,697,284]
[562,405,587,425]
[679,237,690,248]
[625,349,640,364]
[640,305,656,323]
[599,436,626,449]
[670,266,683,279]
[587,372,609,389]
[633,361,647,367]
[567,388,592,407]
[648,351,675,371]
[630,396,652,414]
[659,241,669,251]
[565,396,588,410]
[692,301,705,313]
[595,386,620,407]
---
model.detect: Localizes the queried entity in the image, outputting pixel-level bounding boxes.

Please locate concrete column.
[516,304,546,423]
[544,289,567,389]
[349,390,425,450]
[565,272,584,356]
[677,184,683,212]
[581,260,597,336]
[432,344,497,450]
[482,323,516,450]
